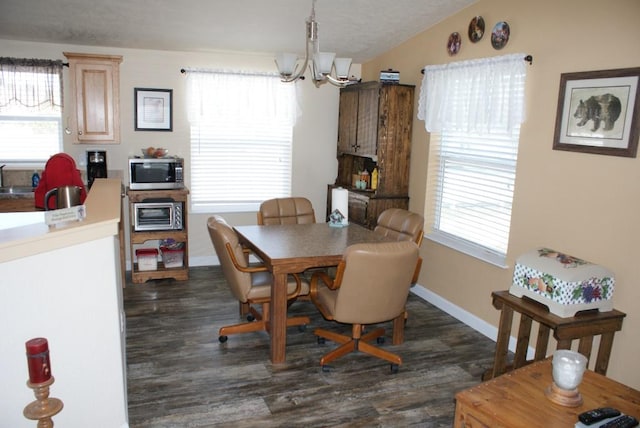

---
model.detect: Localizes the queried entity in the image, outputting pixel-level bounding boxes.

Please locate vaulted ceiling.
[0,0,476,63]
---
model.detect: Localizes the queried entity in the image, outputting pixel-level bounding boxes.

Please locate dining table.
[233,222,394,364]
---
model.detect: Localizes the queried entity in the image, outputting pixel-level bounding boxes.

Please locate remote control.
[579,408,622,425]
[599,415,639,428]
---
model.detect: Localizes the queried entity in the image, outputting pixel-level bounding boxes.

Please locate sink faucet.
[0,164,5,188]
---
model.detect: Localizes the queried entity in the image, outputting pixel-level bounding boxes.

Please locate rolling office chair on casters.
[374,208,424,324]
[257,197,316,225]
[374,208,424,246]
[310,241,421,373]
[207,215,310,343]
[257,196,318,298]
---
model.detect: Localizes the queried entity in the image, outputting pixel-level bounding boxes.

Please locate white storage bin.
[136,248,158,271]
[160,246,184,268]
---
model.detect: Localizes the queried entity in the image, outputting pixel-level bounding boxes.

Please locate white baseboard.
[190,255,218,267]
[410,283,535,359]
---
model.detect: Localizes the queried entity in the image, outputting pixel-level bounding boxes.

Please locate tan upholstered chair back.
[374,208,424,246]
[207,215,252,302]
[332,241,419,325]
[258,197,316,225]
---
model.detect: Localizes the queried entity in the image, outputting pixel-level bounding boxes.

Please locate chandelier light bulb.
[275,0,352,87]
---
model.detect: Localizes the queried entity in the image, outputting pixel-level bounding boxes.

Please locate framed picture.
[553,67,640,157]
[134,88,173,131]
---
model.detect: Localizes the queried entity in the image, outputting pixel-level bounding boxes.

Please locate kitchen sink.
[0,186,35,194]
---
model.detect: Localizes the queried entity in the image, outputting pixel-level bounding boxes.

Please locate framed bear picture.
[553,67,640,157]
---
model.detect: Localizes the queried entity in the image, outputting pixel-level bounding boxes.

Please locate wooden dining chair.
[207,215,310,343]
[257,197,316,225]
[310,241,421,373]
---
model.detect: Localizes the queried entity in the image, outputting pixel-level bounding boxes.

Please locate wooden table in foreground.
[484,290,626,381]
[234,223,393,364]
[455,358,640,428]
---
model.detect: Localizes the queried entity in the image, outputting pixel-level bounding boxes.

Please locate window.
[0,58,64,164]
[418,54,527,266]
[186,70,298,213]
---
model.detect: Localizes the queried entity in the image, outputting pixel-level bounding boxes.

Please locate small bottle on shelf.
[31,171,40,188]
[362,170,370,188]
[371,167,378,190]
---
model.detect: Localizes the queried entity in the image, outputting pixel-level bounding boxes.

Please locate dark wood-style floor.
[124,266,497,427]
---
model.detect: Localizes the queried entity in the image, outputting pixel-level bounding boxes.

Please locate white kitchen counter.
[0,211,44,229]
[0,178,122,263]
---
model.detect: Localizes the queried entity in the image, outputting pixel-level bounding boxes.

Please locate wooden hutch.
[327,81,415,229]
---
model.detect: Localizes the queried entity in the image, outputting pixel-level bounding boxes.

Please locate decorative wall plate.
[491,21,510,49]
[447,32,461,56]
[468,16,485,43]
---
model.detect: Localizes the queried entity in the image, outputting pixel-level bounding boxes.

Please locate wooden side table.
[484,290,625,381]
[455,359,640,428]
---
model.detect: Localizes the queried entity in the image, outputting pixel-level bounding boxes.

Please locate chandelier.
[275,0,352,87]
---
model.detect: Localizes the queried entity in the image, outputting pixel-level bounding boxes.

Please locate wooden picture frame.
[553,67,640,157]
[134,88,173,131]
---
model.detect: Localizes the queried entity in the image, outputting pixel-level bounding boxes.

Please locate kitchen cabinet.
[338,83,384,157]
[329,82,414,229]
[0,195,36,212]
[127,188,189,283]
[342,189,409,229]
[64,52,122,143]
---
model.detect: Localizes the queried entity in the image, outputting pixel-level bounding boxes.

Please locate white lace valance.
[418,53,527,134]
[185,69,299,127]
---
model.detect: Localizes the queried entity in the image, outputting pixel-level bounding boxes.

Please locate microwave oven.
[133,201,184,231]
[129,157,184,190]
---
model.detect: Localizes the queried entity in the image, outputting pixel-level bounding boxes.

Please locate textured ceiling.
[0,0,476,63]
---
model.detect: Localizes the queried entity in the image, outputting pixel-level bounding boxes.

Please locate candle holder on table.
[23,376,64,428]
[544,349,588,407]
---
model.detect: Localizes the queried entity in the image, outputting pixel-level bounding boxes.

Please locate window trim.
[419,54,527,268]
[0,57,64,165]
[426,230,509,268]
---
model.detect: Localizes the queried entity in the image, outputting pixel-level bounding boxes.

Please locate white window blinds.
[0,58,63,163]
[418,54,527,266]
[186,70,298,213]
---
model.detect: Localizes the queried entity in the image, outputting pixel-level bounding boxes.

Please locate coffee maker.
[87,150,107,188]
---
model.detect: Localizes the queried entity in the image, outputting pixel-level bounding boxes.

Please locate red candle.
[25,337,52,384]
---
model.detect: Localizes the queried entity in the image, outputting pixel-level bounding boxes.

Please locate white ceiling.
[0,0,476,63]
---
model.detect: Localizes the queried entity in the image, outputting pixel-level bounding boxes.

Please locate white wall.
[1,39,359,266]
[0,236,127,428]
[363,0,640,389]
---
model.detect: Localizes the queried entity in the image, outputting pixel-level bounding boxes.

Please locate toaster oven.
[132,201,184,231]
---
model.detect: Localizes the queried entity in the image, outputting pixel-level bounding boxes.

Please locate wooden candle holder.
[23,376,63,428]
[544,381,584,407]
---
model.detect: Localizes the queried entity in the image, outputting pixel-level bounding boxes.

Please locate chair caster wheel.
[298,324,307,332]
[218,335,228,343]
[317,336,326,345]
[321,365,331,372]
[377,336,385,344]
[246,314,255,322]
[390,364,399,374]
